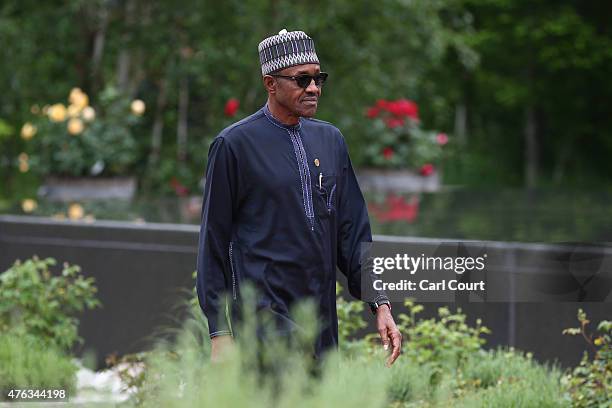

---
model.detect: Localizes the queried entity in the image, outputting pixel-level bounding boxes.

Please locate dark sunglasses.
[269,72,328,89]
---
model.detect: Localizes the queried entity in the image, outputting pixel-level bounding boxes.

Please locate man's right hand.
[210,335,235,363]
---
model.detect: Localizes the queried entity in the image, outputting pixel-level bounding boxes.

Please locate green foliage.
[22,86,144,177]
[2,1,612,192]
[456,347,568,407]
[396,300,490,370]
[0,0,476,196]
[0,256,101,350]
[0,333,77,399]
[561,309,612,407]
[336,282,367,344]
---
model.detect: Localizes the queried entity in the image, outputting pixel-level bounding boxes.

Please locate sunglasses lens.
[296,75,313,88]
[296,73,328,88]
[317,73,328,86]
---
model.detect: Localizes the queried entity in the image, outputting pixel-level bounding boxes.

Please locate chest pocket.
[313,174,337,217]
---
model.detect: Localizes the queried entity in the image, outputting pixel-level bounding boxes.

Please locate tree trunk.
[454,101,467,145]
[90,4,109,95]
[524,105,538,188]
[116,0,137,92]
[149,78,168,167]
[177,76,189,162]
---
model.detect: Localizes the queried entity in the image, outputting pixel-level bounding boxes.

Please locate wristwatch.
[369,298,392,315]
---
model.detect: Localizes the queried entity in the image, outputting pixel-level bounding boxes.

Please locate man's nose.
[305,78,320,94]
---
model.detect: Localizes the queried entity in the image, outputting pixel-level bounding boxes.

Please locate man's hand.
[376,304,402,367]
[210,334,235,363]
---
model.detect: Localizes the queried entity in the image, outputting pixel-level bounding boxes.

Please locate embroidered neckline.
[262,103,302,130]
[261,103,313,231]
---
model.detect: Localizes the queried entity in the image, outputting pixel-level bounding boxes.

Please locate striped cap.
[258,29,319,76]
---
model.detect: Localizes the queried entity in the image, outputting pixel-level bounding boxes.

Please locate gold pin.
[314,158,320,167]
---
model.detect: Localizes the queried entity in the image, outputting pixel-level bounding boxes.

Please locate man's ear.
[263,75,276,94]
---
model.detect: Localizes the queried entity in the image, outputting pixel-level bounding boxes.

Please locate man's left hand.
[376,304,402,367]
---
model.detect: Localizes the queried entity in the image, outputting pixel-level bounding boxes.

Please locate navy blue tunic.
[196,103,388,357]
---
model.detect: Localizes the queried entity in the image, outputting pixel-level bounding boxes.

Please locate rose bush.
[363,99,449,175]
[19,86,145,177]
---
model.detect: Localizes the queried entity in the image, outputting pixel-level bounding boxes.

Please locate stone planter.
[356,168,441,193]
[38,176,137,201]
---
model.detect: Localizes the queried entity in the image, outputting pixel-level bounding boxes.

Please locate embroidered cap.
[258,29,320,76]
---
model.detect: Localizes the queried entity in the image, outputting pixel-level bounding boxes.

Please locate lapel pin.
[314,158,320,167]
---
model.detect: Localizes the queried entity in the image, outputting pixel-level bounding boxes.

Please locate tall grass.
[453,348,569,407]
[0,333,77,398]
[123,285,390,408]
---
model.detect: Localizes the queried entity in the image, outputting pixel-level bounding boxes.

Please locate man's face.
[268,63,322,118]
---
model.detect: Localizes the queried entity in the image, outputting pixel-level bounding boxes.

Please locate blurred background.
[1,0,611,389]
[1,0,611,241]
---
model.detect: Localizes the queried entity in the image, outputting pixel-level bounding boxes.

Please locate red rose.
[224,98,240,117]
[366,107,380,118]
[419,163,435,176]
[436,133,448,146]
[385,117,405,128]
[392,99,419,120]
[383,147,394,160]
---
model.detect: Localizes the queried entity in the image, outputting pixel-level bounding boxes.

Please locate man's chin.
[298,106,318,118]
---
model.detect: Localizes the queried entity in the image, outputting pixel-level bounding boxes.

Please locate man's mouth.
[302,98,318,105]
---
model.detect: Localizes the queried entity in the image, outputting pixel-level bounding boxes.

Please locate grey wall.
[0,215,609,369]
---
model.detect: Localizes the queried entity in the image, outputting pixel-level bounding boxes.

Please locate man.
[196,29,402,366]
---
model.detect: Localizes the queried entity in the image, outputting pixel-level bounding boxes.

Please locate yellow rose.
[18,152,29,162]
[68,104,82,117]
[20,123,37,140]
[68,203,84,220]
[48,103,67,122]
[30,105,40,115]
[67,118,84,135]
[82,106,96,122]
[21,199,38,213]
[69,87,89,109]
[19,161,29,172]
[594,337,603,346]
[131,99,146,116]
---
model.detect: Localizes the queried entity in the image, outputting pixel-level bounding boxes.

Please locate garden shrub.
[0,256,101,350]
[561,309,612,407]
[396,300,490,370]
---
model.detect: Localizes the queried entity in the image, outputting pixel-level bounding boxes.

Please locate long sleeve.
[196,136,238,338]
[336,137,390,307]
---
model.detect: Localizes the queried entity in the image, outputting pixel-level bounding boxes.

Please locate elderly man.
[196,29,402,366]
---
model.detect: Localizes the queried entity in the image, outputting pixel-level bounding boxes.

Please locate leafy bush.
[561,309,612,407]
[20,86,144,177]
[395,300,490,371]
[0,256,101,350]
[0,333,77,399]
